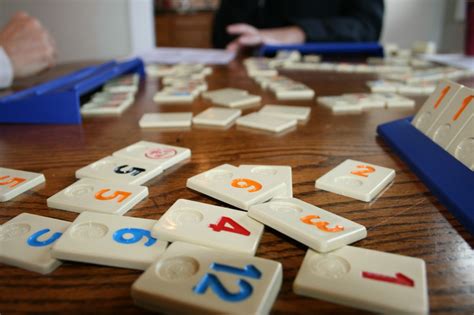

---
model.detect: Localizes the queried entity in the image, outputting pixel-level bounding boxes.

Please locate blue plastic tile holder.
[377,116,474,235]
[0,58,145,124]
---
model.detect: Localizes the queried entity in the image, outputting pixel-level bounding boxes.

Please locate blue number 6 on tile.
[27,229,62,247]
[113,228,157,246]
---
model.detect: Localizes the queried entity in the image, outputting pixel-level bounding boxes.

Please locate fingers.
[226,23,258,36]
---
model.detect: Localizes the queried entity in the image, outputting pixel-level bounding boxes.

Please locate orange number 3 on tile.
[95,189,131,202]
[300,214,344,232]
[231,178,262,192]
[0,176,26,188]
[350,165,375,178]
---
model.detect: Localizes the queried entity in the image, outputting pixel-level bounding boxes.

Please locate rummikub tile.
[293,246,428,315]
[186,164,287,210]
[315,159,395,202]
[0,168,45,202]
[152,199,264,255]
[0,213,70,274]
[426,86,474,149]
[113,141,191,171]
[139,112,193,128]
[192,107,241,127]
[76,156,163,185]
[412,80,462,133]
[258,105,311,121]
[131,242,282,314]
[248,198,366,252]
[47,178,148,215]
[239,165,292,198]
[51,211,168,270]
[236,112,297,133]
[446,115,474,170]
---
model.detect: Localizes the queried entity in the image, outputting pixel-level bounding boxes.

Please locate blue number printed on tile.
[193,274,253,302]
[210,263,261,279]
[193,263,261,302]
[113,228,157,246]
[27,229,62,247]
[114,165,146,176]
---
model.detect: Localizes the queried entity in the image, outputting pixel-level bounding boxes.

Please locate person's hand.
[0,11,56,78]
[226,23,305,52]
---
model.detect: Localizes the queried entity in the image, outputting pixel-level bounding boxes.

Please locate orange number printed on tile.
[231,178,262,193]
[452,95,473,121]
[95,189,131,203]
[433,85,451,109]
[300,215,344,233]
[0,176,26,188]
[350,165,375,178]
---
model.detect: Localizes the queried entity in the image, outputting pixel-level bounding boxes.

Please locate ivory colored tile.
[0,213,70,274]
[132,242,282,314]
[0,168,45,202]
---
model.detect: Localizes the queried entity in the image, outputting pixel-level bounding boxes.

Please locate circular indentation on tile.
[268,202,303,214]
[70,222,108,240]
[168,209,204,226]
[90,160,117,171]
[65,184,95,197]
[250,166,278,176]
[455,137,474,169]
[334,176,363,187]
[310,255,350,279]
[144,147,177,159]
[205,169,233,181]
[414,112,432,130]
[433,124,451,146]
[0,223,31,241]
[156,256,199,281]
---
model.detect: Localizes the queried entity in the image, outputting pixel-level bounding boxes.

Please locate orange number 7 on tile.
[350,165,375,178]
[95,189,131,203]
[0,176,26,188]
[300,215,344,232]
[231,178,262,192]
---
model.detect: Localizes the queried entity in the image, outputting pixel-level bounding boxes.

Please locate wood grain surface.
[1,59,473,315]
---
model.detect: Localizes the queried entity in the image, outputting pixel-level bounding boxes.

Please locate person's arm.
[0,11,56,88]
[289,0,384,42]
[0,47,13,88]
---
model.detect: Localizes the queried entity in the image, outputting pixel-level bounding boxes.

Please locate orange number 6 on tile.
[231,178,262,192]
[95,189,131,203]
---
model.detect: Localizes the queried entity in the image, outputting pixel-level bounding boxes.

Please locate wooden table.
[1,60,473,314]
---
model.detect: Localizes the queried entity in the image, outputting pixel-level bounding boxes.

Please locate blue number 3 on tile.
[27,229,63,247]
[193,263,261,302]
[113,228,157,246]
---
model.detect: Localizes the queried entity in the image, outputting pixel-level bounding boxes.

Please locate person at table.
[0,11,57,89]
[212,0,384,52]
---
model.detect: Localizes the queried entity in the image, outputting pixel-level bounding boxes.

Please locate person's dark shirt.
[212,0,384,49]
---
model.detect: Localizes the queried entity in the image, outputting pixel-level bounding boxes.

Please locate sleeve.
[0,46,13,89]
[289,0,384,42]
[212,0,235,49]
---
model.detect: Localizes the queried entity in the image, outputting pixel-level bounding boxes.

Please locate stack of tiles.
[236,104,310,133]
[204,87,262,108]
[81,74,139,116]
[153,63,211,104]
[244,57,278,77]
[367,79,436,95]
[318,92,415,113]
[382,67,469,85]
[47,141,191,215]
[252,74,315,101]
[411,80,474,170]
[139,112,193,128]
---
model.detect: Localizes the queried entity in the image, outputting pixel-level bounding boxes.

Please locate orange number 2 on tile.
[350,165,375,178]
